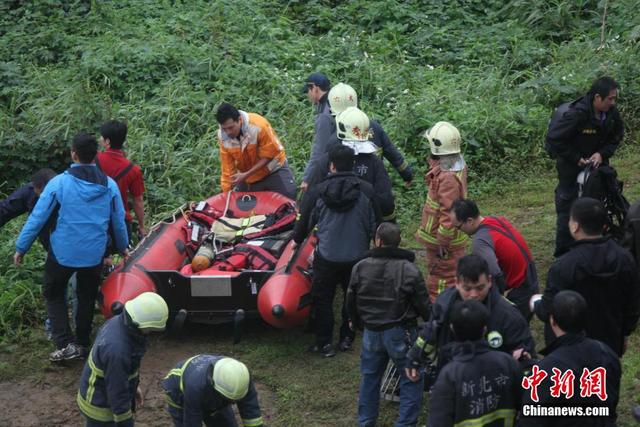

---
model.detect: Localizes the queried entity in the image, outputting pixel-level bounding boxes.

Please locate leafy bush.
[1,0,639,338]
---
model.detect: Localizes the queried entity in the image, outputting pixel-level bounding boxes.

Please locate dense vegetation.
[1,0,640,424]
[1,0,640,363]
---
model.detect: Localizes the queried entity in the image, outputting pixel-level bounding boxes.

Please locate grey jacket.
[292,172,381,263]
[303,94,336,185]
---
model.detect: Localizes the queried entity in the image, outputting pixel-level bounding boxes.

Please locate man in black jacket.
[293,144,381,357]
[406,255,535,383]
[424,299,521,427]
[521,291,621,427]
[346,222,430,426]
[335,106,396,221]
[0,168,57,249]
[546,76,624,257]
[531,197,640,356]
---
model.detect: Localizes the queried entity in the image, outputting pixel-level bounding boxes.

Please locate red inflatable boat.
[99,191,315,329]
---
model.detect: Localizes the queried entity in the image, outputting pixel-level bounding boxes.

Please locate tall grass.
[1,0,639,338]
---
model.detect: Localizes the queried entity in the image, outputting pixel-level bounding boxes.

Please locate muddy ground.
[0,329,277,427]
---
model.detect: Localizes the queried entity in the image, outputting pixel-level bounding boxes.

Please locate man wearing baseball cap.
[301,72,334,192]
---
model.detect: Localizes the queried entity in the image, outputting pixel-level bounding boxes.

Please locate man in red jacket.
[452,198,539,320]
[97,120,146,239]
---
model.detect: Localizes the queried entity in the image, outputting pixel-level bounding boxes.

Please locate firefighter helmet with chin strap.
[328,83,358,116]
[336,107,371,142]
[425,121,461,155]
[213,357,251,401]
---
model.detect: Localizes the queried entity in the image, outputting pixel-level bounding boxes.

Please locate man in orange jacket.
[215,103,297,199]
[415,122,468,302]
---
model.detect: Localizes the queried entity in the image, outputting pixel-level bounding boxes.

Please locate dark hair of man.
[590,76,619,99]
[72,133,98,164]
[450,299,489,341]
[32,168,57,190]
[100,120,128,149]
[329,145,355,172]
[452,198,480,222]
[570,197,606,236]
[376,222,401,247]
[551,290,587,334]
[456,254,490,283]
[216,102,241,124]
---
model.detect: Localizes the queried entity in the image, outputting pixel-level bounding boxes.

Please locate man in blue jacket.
[162,355,263,427]
[14,133,129,362]
[77,292,168,426]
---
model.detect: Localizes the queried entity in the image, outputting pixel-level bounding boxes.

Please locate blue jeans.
[359,326,424,427]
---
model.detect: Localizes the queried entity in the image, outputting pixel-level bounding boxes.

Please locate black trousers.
[168,406,236,427]
[506,277,539,322]
[236,165,297,201]
[554,186,577,258]
[43,255,102,349]
[311,253,356,347]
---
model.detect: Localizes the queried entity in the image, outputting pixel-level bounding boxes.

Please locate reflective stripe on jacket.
[416,158,468,249]
[217,111,287,192]
[162,354,263,427]
[77,314,146,426]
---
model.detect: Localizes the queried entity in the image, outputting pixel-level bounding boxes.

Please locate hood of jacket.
[319,172,362,212]
[567,237,627,279]
[66,164,109,202]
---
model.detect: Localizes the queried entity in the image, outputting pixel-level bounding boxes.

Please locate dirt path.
[0,330,277,427]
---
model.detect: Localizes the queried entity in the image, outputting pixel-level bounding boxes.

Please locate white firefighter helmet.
[328,83,358,116]
[336,107,371,142]
[424,121,461,155]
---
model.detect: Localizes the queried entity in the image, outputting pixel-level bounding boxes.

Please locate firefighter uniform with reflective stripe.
[77,314,146,426]
[427,340,522,427]
[217,111,288,193]
[416,157,469,301]
[162,354,263,427]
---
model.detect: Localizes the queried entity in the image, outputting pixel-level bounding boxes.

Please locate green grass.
[6,146,639,425]
[2,0,640,425]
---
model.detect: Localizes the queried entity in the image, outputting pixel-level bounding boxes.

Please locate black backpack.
[580,164,630,240]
